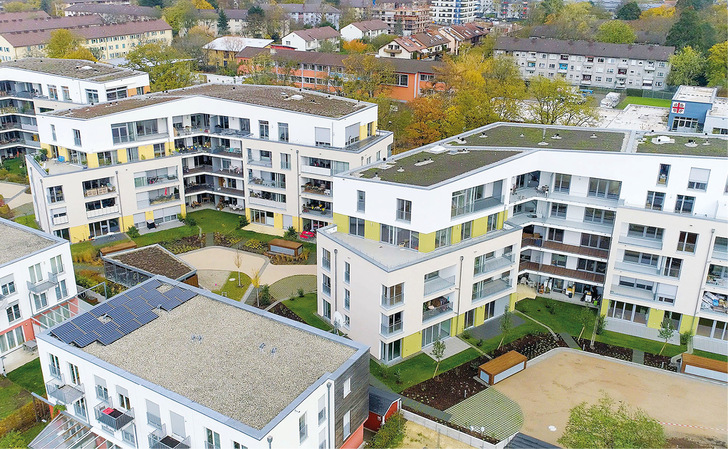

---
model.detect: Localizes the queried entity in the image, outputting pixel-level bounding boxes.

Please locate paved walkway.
[179,247,267,276]
[243,222,285,237]
[423,336,471,361]
[558,332,580,349]
[469,315,525,341]
[0,181,31,209]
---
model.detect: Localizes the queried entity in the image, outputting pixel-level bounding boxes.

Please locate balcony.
[381,294,403,309]
[422,298,453,322]
[614,261,660,277]
[424,275,456,296]
[451,196,503,218]
[301,164,331,176]
[136,175,178,188]
[215,167,244,179]
[94,404,134,430]
[46,380,85,404]
[27,272,58,294]
[508,214,613,236]
[474,255,515,277]
[302,204,332,218]
[247,158,272,168]
[472,279,511,302]
[617,234,663,251]
[609,284,655,302]
[701,292,727,316]
[706,274,728,289]
[301,183,332,197]
[84,185,116,198]
[381,321,403,336]
[250,178,285,189]
[519,261,605,285]
[148,425,191,449]
[249,196,286,209]
[52,215,69,226]
[150,193,180,206]
[86,205,120,219]
[521,237,609,260]
[182,164,213,176]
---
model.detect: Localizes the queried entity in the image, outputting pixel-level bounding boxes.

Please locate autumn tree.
[558,394,666,448]
[542,2,607,40]
[246,5,266,38]
[616,1,641,20]
[658,317,676,355]
[526,76,597,126]
[342,39,367,54]
[240,52,277,84]
[164,0,197,35]
[595,21,636,44]
[192,0,214,9]
[2,1,36,11]
[667,46,707,86]
[46,29,97,61]
[342,54,395,99]
[124,43,196,91]
[431,338,446,377]
[173,25,215,66]
[707,41,728,89]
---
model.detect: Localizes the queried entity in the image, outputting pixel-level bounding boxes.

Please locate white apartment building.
[33,276,370,449]
[27,84,392,242]
[282,27,342,52]
[0,218,79,372]
[0,58,149,158]
[494,37,675,91]
[430,0,477,24]
[317,123,728,364]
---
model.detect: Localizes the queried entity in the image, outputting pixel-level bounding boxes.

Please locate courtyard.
[493,350,728,447]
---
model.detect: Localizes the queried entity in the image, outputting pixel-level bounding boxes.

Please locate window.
[344,262,350,283]
[451,185,486,217]
[51,124,56,141]
[487,213,498,232]
[85,89,99,103]
[677,232,698,253]
[396,199,412,222]
[435,228,451,248]
[278,122,289,142]
[50,255,64,274]
[28,263,42,284]
[1,280,16,296]
[343,410,351,438]
[608,301,649,324]
[73,129,82,146]
[127,147,139,161]
[69,363,80,385]
[344,289,350,310]
[554,173,571,193]
[367,121,374,137]
[624,250,658,266]
[73,397,87,421]
[205,428,221,449]
[657,164,670,185]
[118,393,131,410]
[382,283,404,307]
[49,354,61,378]
[461,220,472,240]
[259,120,269,139]
[233,442,248,449]
[153,143,165,158]
[588,178,621,199]
[6,304,20,322]
[55,279,68,300]
[552,254,567,267]
[349,217,365,237]
[628,224,663,240]
[674,195,695,214]
[548,228,564,242]
[322,274,331,296]
[106,87,127,101]
[357,190,365,212]
[343,378,351,397]
[32,293,48,310]
[663,257,682,278]
[584,208,614,224]
[0,327,25,353]
[380,224,419,249]
[322,300,331,320]
[281,153,291,170]
[688,168,709,191]
[299,412,308,443]
[645,191,665,210]
[551,203,567,218]
[62,86,70,101]
[318,395,327,424]
[322,249,331,270]
[395,74,408,86]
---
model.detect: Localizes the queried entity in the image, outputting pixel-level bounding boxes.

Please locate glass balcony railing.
[94,404,134,431]
[381,321,403,336]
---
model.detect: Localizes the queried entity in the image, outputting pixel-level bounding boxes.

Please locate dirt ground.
[494,351,728,447]
[401,421,477,449]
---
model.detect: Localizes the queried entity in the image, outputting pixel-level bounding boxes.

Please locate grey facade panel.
[332,352,369,448]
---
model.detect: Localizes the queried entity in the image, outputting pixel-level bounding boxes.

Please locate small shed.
[365,387,401,431]
[268,239,303,257]
[680,353,728,383]
[479,351,527,385]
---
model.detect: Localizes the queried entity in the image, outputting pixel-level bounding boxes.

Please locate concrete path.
[632,349,645,365]
[243,223,285,237]
[469,315,525,341]
[196,269,232,291]
[423,336,471,361]
[558,332,581,350]
[259,263,317,285]
[179,247,267,277]
[0,181,31,209]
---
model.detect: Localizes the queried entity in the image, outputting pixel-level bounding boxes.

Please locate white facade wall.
[430,0,477,24]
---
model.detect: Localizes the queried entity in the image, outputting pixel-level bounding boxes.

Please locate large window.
[645,191,665,210]
[674,195,695,214]
[106,87,127,101]
[48,186,64,203]
[623,250,658,266]
[278,122,289,142]
[662,257,682,278]
[396,199,412,222]
[382,283,404,307]
[322,274,331,296]
[395,74,408,86]
[73,129,82,146]
[677,231,698,253]
[588,178,621,199]
[435,228,451,248]
[344,262,350,284]
[577,259,606,274]
[28,263,42,284]
[584,208,614,224]
[608,300,648,324]
[349,217,365,237]
[657,164,670,185]
[461,220,472,241]
[299,412,308,443]
[551,203,567,218]
[357,190,365,212]
[1,280,16,296]
[0,327,25,353]
[688,167,710,191]
[85,89,99,103]
[627,224,663,240]
[205,429,220,449]
[322,249,331,270]
[696,317,727,340]
[451,185,486,217]
[554,173,571,193]
[381,224,419,250]
[6,304,20,322]
[380,339,401,362]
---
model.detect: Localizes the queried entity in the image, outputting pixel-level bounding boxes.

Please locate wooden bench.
[478,351,527,385]
[99,241,138,256]
[680,353,728,383]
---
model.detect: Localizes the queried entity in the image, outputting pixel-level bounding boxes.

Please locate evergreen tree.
[217,9,229,35]
[615,1,641,20]
[666,7,715,51]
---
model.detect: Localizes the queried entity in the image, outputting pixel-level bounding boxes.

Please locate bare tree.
[431,338,446,377]
[234,245,243,287]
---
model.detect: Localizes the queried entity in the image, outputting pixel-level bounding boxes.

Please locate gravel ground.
[196,270,236,291]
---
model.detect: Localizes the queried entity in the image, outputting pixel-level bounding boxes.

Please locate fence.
[401,409,515,449]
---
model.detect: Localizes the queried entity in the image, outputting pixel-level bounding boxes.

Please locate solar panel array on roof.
[49,281,195,347]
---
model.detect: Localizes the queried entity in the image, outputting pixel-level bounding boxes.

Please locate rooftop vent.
[289,94,303,101]
[259,342,266,351]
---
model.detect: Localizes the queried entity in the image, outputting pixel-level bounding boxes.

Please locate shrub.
[394,369,402,384]
[596,315,607,335]
[462,330,471,340]
[366,412,406,448]
[297,287,305,298]
[186,217,197,227]
[126,226,140,238]
[284,226,298,239]
[0,430,25,448]
[545,299,556,314]
[476,339,484,347]
[259,285,272,306]
[244,239,263,250]
[680,331,693,346]
[238,215,250,228]
[0,401,37,440]
[0,204,13,219]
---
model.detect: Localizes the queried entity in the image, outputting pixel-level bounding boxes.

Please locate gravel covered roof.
[0,58,146,82]
[0,219,57,266]
[82,291,356,429]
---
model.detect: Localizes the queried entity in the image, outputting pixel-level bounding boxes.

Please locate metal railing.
[46,380,85,404]
[423,275,456,296]
[148,424,191,449]
[422,302,453,322]
[381,293,404,309]
[94,404,134,430]
[381,321,403,336]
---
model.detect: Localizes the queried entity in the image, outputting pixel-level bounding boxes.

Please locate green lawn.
[371,348,481,393]
[617,96,671,109]
[461,316,549,355]
[0,376,31,421]
[0,422,48,448]
[13,214,39,230]
[269,275,316,300]
[693,349,728,362]
[0,157,29,178]
[7,358,45,397]
[282,293,332,331]
[212,271,252,301]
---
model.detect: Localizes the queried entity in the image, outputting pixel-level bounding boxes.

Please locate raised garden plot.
[161,235,205,254]
[110,246,192,279]
[643,352,677,372]
[269,302,307,325]
[492,332,568,360]
[401,358,488,410]
[577,338,633,362]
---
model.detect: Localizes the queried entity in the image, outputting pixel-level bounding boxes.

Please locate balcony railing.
[52,215,69,226]
[301,164,331,176]
[381,293,404,309]
[423,275,456,296]
[86,205,120,219]
[84,185,116,197]
[472,279,511,302]
[474,255,515,277]
[148,425,191,449]
[302,205,332,218]
[301,184,331,196]
[247,158,272,168]
[48,364,62,379]
[182,164,213,175]
[451,196,502,218]
[519,261,605,284]
[27,272,58,294]
[422,301,453,322]
[381,321,403,336]
[521,237,609,260]
[46,380,85,404]
[149,193,180,205]
[249,196,287,209]
[94,404,134,430]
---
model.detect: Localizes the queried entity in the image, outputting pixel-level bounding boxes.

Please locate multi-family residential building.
[436,23,488,54]
[0,218,80,371]
[63,3,162,22]
[0,58,149,158]
[371,0,430,36]
[236,47,441,101]
[27,84,392,242]
[377,32,449,59]
[0,10,51,20]
[0,18,172,61]
[317,122,728,364]
[496,0,527,19]
[194,8,274,37]
[33,276,370,449]
[494,37,674,91]
[282,27,341,52]
[203,36,273,68]
[430,0,477,24]
[267,3,342,29]
[59,0,131,11]
[340,20,389,42]
[667,86,728,134]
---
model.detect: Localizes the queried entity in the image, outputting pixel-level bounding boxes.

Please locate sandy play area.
[494,350,728,446]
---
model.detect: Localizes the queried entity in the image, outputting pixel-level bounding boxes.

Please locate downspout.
[296,149,301,230]
[333,249,339,322]
[115,170,124,230]
[455,255,464,334]
[326,381,334,449]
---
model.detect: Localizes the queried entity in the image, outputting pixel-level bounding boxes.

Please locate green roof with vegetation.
[450,125,628,152]
[358,148,522,187]
[636,136,728,158]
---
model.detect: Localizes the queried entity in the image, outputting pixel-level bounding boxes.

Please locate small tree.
[658,317,676,355]
[558,394,666,448]
[217,9,229,35]
[616,1,642,20]
[251,269,261,307]
[577,307,593,340]
[431,338,446,377]
[259,284,272,306]
[234,247,243,287]
[498,305,513,349]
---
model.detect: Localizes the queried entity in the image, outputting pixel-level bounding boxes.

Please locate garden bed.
[268,303,307,325]
[401,405,500,445]
[577,339,633,362]
[213,232,243,248]
[401,357,488,410]
[644,352,677,372]
[160,235,205,254]
[491,332,568,360]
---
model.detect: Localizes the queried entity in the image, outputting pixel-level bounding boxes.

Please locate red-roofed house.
[377,31,449,59]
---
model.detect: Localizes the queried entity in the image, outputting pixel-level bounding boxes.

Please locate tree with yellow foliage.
[191,0,214,9]
[342,39,367,54]
[639,5,675,18]
[46,29,97,61]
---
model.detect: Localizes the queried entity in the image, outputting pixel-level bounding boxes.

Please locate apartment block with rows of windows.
[317,122,728,364]
[0,218,80,371]
[34,277,370,449]
[27,84,392,242]
[0,58,149,158]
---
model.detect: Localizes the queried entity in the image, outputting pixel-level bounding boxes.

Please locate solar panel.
[142,279,162,290]
[134,310,158,325]
[177,289,196,302]
[118,319,141,335]
[106,307,134,323]
[89,302,113,317]
[60,327,86,345]
[141,291,164,305]
[159,298,182,311]
[124,298,149,314]
[80,318,103,333]
[97,331,123,345]
[52,321,77,338]
[72,332,98,348]
[73,314,95,326]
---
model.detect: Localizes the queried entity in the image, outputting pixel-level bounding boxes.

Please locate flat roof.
[709,98,728,118]
[636,135,728,157]
[47,84,370,120]
[673,85,717,104]
[72,280,357,430]
[0,58,146,82]
[0,218,59,266]
[107,245,194,280]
